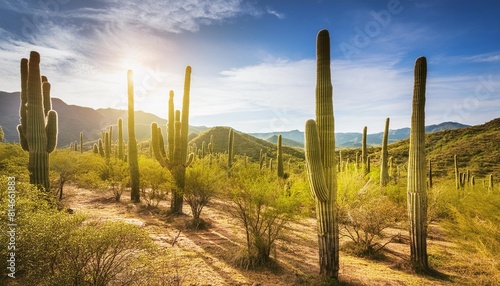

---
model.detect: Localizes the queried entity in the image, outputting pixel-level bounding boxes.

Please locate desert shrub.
[0,143,29,181]
[50,149,82,199]
[73,153,107,190]
[337,170,403,257]
[139,156,172,207]
[228,167,302,268]
[0,176,153,285]
[443,190,500,284]
[184,160,223,229]
[101,157,130,201]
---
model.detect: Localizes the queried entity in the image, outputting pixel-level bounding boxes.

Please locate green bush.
[138,156,172,207]
[228,166,302,268]
[0,176,153,285]
[184,159,223,228]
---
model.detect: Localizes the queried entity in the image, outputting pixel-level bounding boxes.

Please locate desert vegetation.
[0,30,499,286]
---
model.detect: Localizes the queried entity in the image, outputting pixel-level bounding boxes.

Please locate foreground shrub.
[0,176,152,285]
[228,167,302,268]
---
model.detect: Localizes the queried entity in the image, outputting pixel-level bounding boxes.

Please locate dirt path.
[62,185,458,285]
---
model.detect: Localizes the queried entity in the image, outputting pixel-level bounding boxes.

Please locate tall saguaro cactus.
[277,134,285,178]
[17,51,58,191]
[362,126,368,174]
[380,118,390,186]
[304,29,339,279]
[227,128,234,175]
[151,66,194,214]
[407,56,428,271]
[118,118,124,160]
[127,70,140,203]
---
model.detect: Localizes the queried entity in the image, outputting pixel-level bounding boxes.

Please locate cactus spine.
[407,56,428,271]
[151,66,194,214]
[127,70,140,203]
[304,30,339,279]
[362,126,368,174]
[277,134,284,178]
[17,51,58,191]
[380,118,390,186]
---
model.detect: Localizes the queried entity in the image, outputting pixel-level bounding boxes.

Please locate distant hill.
[251,122,470,148]
[265,134,303,148]
[0,91,208,147]
[189,126,304,163]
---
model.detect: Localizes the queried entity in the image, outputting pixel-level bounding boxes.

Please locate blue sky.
[0,0,499,133]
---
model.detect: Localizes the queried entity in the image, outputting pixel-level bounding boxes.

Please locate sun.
[121,58,145,74]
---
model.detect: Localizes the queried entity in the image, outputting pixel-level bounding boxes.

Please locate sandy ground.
[62,185,459,286]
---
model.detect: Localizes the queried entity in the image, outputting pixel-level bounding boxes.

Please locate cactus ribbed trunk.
[118,118,124,160]
[304,30,338,280]
[277,134,284,178]
[227,128,234,175]
[362,126,368,174]
[17,52,58,191]
[151,67,194,215]
[380,118,390,186]
[407,56,428,271]
[127,70,140,203]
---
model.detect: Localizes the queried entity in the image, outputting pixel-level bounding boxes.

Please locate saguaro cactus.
[406,56,428,271]
[304,29,339,279]
[380,118,390,186]
[362,126,368,174]
[489,174,494,192]
[228,128,234,173]
[80,132,83,153]
[128,70,141,203]
[17,51,58,191]
[277,134,285,178]
[118,118,124,160]
[151,66,194,214]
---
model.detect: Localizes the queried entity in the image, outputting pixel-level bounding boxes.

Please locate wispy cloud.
[266,7,285,19]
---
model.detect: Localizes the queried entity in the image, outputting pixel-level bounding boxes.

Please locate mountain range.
[0,91,468,148]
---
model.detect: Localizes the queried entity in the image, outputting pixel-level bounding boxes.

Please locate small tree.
[229,167,301,268]
[102,157,129,201]
[50,150,80,200]
[139,156,172,208]
[184,160,222,228]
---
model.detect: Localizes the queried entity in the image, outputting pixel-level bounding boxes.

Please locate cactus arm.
[151,122,170,168]
[185,153,194,167]
[180,66,191,162]
[46,110,58,153]
[305,119,329,202]
[42,80,51,116]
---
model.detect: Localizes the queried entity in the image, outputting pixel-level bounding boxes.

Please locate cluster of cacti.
[406,56,428,271]
[17,51,58,191]
[380,118,390,186]
[151,66,194,214]
[128,70,141,203]
[304,29,339,279]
